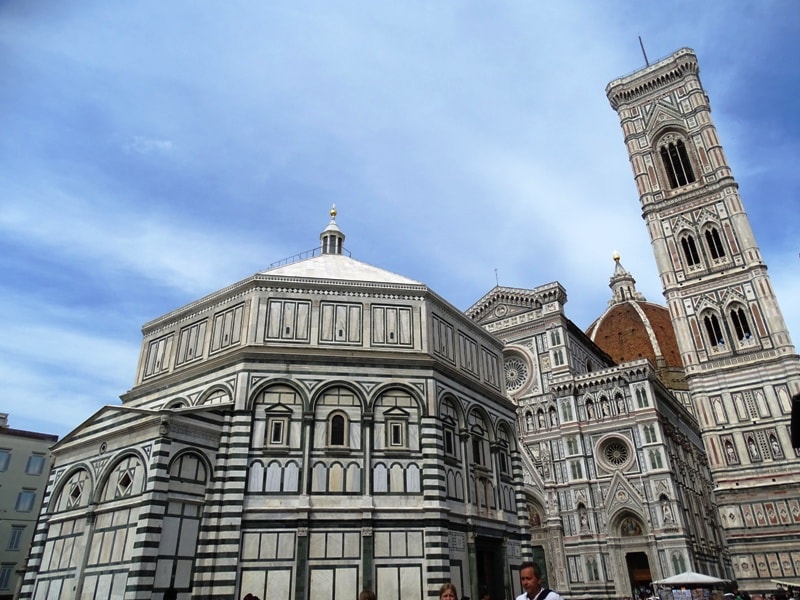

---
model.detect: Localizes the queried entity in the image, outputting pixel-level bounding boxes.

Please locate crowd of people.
[239,559,561,600]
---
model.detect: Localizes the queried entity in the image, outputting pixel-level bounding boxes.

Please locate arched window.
[329,413,347,447]
[704,227,726,259]
[730,307,752,341]
[703,314,725,348]
[681,235,701,267]
[635,388,649,408]
[660,139,696,188]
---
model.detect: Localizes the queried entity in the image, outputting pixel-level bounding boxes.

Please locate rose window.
[504,357,529,392]
[602,439,630,467]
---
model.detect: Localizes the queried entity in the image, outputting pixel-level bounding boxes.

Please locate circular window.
[504,357,529,393]
[597,436,633,471]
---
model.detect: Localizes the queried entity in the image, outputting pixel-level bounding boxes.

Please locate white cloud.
[1,1,798,436]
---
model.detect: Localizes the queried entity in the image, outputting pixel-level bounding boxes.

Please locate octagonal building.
[20,209,530,600]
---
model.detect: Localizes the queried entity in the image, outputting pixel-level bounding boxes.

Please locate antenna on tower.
[494,268,499,286]
[639,36,650,67]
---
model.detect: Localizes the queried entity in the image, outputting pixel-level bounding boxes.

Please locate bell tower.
[606,48,800,587]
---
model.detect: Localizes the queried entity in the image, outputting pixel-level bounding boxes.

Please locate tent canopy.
[652,571,729,586]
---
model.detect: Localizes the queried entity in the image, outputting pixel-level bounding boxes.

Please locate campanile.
[606,48,800,588]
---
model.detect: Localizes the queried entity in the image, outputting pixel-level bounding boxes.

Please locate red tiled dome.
[585,256,685,385]
[586,300,682,369]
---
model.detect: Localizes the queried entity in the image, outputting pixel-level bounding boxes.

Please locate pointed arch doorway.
[608,513,654,599]
[625,552,653,599]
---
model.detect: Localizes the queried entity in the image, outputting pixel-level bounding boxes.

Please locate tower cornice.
[606,48,699,109]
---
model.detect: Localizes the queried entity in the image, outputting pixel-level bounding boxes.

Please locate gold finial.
[613,250,620,262]
[330,204,337,220]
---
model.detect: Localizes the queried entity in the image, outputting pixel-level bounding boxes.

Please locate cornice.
[606,48,698,110]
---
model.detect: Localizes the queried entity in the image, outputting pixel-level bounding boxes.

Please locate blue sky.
[1,1,799,438]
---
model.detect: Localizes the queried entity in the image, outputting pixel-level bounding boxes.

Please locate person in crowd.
[360,590,377,600]
[516,562,563,600]
[440,582,459,600]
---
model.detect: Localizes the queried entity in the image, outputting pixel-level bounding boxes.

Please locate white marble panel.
[241,569,266,600]
[241,532,260,560]
[266,568,292,600]
[277,532,295,559]
[374,531,390,557]
[154,558,173,587]
[390,531,406,557]
[344,532,360,558]
[284,462,299,491]
[309,568,335,600]
[406,464,420,492]
[328,532,343,557]
[407,531,423,557]
[374,464,388,492]
[309,533,326,559]
[335,567,357,599]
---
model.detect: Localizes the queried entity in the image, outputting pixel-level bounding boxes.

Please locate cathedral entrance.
[475,537,504,600]
[625,552,653,598]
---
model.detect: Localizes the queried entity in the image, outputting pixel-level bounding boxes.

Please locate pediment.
[644,98,685,136]
[466,284,566,327]
[604,472,644,516]
[262,403,293,415]
[383,406,410,418]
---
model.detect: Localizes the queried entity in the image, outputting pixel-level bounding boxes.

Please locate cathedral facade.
[18,49,800,600]
[467,261,727,599]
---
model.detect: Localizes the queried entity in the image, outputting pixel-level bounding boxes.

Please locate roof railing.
[267,245,352,269]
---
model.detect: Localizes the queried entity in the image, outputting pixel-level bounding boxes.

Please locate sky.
[1,1,799,438]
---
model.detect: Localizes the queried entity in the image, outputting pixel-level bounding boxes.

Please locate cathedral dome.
[585,255,684,379]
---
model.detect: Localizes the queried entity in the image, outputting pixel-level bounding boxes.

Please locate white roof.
[262,253,422,286]
[652,571,729,586]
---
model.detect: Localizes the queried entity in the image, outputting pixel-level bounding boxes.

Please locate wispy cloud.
[1,1,798,436]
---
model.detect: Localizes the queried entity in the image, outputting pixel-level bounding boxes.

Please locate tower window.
[681,235,701,267]
[730,307,752,341]
[705,228,726,259]
[660,139,696,188]
[649,449,664,469]
[553,350,564,366]
[703,314,725,348]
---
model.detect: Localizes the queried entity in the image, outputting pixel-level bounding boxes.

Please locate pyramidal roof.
[260,206,422,286]
[262,253,421,285]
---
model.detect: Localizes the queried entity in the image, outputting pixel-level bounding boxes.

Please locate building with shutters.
[0,414,57,600]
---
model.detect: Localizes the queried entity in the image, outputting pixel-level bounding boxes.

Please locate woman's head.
[440,583,459,600]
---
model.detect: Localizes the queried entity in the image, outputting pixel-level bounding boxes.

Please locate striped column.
[192,410,250,598]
